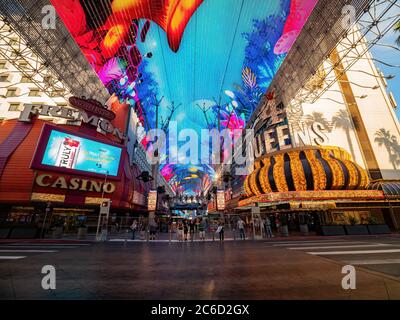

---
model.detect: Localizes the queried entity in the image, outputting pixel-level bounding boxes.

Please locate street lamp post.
[41,201,52,239]
[96,171,109,241]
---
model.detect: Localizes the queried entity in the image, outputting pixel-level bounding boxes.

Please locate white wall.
[288,26,400,180]
[338,30,400,179]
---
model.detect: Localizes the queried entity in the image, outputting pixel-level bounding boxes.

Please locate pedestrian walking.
[100,223,108,241]
[216,221,224,242]
[183,221,189,241]
[130,220,137,240]
[198,218,206,241]
[237,218,246,240]
[265,216,273,238]
[177,220,184,241]
[149,221,157,240]
[189,220,195,241]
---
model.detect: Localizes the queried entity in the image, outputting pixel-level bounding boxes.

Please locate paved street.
[1,236,400,299]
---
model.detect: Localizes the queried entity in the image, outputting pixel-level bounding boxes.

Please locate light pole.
[41,201,52,239]
[96,170,109,240]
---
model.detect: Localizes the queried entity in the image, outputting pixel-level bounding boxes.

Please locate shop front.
[0,114,149,238]
[236,146,398,237]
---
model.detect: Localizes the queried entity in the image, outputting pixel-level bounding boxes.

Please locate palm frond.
[242,67,257,89]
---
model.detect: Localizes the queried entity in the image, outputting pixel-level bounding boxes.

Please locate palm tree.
[332,110,356,161]
[304,112,332,132]
[374,128,400,170]
[395,21,400,46]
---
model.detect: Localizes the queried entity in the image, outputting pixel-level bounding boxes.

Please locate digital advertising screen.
[32,125,124,179]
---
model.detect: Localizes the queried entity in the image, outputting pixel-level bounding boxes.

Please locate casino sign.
[18,103,128,143]
[35,174,116,194]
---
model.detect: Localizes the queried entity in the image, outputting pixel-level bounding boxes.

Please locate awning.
[290,201,336,210]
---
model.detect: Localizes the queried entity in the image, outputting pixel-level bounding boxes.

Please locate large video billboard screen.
[32,125,124,179]
[51,0,318,192]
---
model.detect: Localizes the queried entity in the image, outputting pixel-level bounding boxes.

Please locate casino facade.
[0,102,156,237]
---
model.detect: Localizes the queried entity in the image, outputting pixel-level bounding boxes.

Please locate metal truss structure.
[248,0,380,128]
[0,0,109,102]
[0,19,70,101]
[286,0,400,125]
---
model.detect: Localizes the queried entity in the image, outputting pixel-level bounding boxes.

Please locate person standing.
[183,221,189,241]
[168,217,173,242]
[130,220,138,240]
[237,218,246,240]
[217,221,224,242]
[177,220,183,241]
[265,216,273,238]
[100,222,108,242]
[198,218,206,241]
[149,220,157,240]
[189,220,196,241]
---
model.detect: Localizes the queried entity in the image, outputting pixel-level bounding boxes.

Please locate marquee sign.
[35,174,116,194]
[19,104,127,143]
[69,96,116,121]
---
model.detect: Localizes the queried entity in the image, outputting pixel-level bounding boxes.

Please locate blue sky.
[368,6,399,120]
[370,31,400,120]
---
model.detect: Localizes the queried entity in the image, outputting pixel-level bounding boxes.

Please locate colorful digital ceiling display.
[52,0,318,193]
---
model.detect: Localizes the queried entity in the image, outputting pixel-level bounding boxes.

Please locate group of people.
[175,218,207,241]
[129,215,275,241]
[235,216,273,239]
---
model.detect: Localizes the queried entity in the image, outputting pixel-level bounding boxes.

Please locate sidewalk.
[29,230,400,243]
[2,230,399,243]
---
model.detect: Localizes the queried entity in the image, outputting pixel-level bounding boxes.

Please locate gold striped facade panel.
[272,153,288,192]
[353,162,370,189]
[304,149,327,190]
[249,168,263,196]
[254,161,262,170]
[342,160,359,190]
[320,150,345,189]
[323,146,352,161]
[259,161,272,194]
[238,190,385,207]
[244,174,253,197]
[288,151,307,191]
[243,146,370,199]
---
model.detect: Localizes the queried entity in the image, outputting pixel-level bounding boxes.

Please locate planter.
[367,224,391,235]
[344,225,369,235]
[279,225,289,237]
[318,225,346,236]
[299,224,309,236]
[77,227,88,239]
[52,226,63,238]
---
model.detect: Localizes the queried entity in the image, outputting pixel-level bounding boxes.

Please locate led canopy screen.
[40,129,123,177]
[52,0,319,192]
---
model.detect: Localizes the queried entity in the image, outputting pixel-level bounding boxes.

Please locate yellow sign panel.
[148,190,157,211]
[216,190,225,211]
